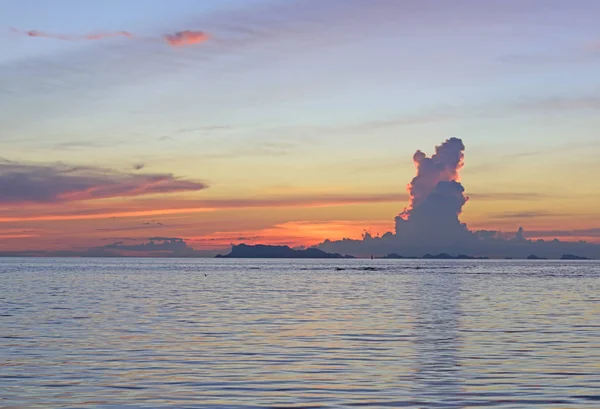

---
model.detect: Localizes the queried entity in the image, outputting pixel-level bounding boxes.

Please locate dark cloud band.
[0,160,207,204]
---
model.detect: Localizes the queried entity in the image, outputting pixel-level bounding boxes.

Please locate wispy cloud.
[9,27,134,41]
[526,228,600,238]
[131,193,407,211]
[516,96,600,112]
[50,140,115,150]
[489,210,564,219]
[468,192,554,201]
[0,207,216,223]
[0,186,563,225]
[0,232,38,239]
[349,95,600,132]
[0,192,405,224]
[198,140,307,159]
[95,221,165,232]
[175,125,231,135]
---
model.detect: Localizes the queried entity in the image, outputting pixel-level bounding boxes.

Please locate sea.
[1,258,599,408]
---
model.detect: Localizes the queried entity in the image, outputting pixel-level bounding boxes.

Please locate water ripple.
[0,258,599,408]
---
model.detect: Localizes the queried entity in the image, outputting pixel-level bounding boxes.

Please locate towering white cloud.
[317,138,600,259]
[395,137,471,245]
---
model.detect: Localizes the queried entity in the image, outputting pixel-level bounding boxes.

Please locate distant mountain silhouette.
[526,254,546,260]
[560,254,590,260]
[423,253,455,259]
[382,253,419,259]
[422,253,488,259]
[455,254,489,259]
[382,253,488,259]
[215,244,355,259]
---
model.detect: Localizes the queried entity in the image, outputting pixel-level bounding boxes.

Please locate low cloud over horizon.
[0,236,220,258]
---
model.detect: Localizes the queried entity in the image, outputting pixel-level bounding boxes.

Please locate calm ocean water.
[1,258,599,408]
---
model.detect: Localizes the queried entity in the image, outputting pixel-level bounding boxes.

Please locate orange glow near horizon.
[1,212,599,254]
[0,193,405,224]
[187,220,396,249]
[0,189,598,253]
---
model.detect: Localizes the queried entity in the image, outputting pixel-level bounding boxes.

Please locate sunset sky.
[1,0,600,254]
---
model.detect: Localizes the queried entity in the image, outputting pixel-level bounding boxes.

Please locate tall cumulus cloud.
[317,138,600,259]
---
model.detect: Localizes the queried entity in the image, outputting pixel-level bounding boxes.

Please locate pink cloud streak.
[9,27,209,48]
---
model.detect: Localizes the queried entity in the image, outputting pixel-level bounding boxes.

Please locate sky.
[1,0,600,256]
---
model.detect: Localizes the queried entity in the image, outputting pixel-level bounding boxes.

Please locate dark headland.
[215,244,355,259]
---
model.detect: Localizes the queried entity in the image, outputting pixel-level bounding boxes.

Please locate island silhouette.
[216,244,355,259]
[215,244,589,260]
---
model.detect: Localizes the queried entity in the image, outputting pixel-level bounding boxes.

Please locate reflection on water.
[1,258,599,408]
[412,272,463,406]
